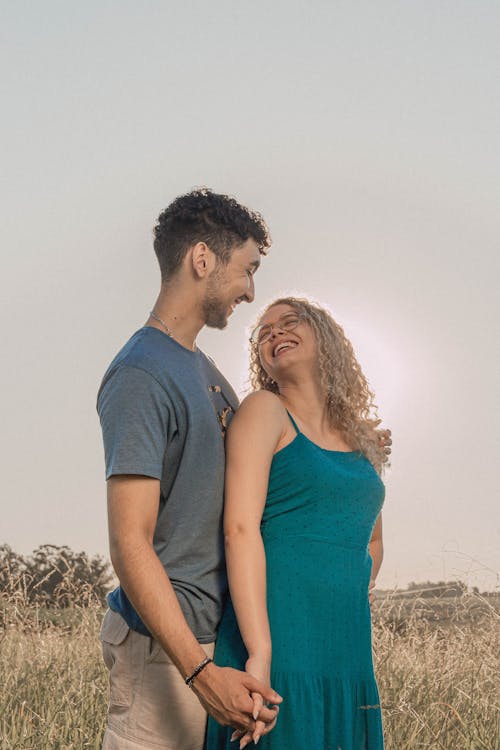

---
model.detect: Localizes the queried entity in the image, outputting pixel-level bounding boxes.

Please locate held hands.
[230,654,277,748]
[192,661,281,742]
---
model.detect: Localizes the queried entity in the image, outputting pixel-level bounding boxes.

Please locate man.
[97,188,281,750]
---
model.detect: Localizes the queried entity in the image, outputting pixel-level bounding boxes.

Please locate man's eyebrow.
[249,259,261,271]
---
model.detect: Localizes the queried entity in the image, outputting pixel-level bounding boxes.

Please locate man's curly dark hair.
[153,188,271,281]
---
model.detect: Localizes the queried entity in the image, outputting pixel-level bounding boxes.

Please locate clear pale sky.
[1,2,499,590]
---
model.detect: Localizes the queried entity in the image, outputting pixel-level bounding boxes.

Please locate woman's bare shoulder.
[229,390,286,432]
[228,390,287,452]
[237,390,286,415]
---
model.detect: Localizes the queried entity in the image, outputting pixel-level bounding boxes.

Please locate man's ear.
[191,242,216,279]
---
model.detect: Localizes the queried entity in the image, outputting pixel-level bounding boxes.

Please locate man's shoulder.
[102,327,187,379]
[97,328,175,402]
[115,326,174,368]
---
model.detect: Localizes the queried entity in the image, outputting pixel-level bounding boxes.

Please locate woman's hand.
[377,428,392,456]
[368,578,376,607]
[230,654,276,748]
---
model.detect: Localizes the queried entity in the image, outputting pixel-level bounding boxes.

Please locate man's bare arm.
[107,475,282,730]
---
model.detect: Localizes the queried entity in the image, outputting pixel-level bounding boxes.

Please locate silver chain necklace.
[149,310,174,338]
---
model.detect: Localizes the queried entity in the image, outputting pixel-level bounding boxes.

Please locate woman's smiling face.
[256,303,318,382]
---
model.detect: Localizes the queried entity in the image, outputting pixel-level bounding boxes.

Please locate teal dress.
[205,414,385,749]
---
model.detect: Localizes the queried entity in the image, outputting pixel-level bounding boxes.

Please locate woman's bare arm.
[224,391,285,664]
[368,513,384,606]
[368,513,383,581]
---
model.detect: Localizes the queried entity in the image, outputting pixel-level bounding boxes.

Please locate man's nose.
[244,275,255,303]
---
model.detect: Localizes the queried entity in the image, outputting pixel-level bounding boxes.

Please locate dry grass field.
[0,592,498,749]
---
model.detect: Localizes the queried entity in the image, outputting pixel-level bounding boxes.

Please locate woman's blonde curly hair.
[249,297,388,474]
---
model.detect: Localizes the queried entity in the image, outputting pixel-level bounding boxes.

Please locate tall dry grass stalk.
[0,567,107,749]
[373,592,499,749]
[0,582,498,749]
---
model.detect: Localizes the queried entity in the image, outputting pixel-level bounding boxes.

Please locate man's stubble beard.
[202,264,230,330]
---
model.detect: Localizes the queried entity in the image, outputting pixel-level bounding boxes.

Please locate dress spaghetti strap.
[286,410,301,435]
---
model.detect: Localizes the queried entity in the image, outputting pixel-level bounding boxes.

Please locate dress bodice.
[261,431,385,550]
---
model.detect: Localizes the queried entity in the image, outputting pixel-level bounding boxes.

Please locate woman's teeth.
[273,341,297,357]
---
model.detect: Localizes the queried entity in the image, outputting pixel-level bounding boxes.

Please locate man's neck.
[147,286,204,351]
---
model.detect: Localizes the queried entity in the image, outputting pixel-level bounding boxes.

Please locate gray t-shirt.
[97,326,238,643]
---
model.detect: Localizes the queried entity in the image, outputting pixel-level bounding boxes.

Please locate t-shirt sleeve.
[97,365,172,480]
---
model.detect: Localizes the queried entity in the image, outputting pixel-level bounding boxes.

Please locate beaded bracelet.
[185,656,213,689]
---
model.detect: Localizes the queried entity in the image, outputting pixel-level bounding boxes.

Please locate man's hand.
[192,662,281,736]
[378,428,392,456]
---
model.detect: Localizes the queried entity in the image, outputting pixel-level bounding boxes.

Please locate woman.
[205,297,388,750]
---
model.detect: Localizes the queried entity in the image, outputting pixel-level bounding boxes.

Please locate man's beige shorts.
[100,609,215,750]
